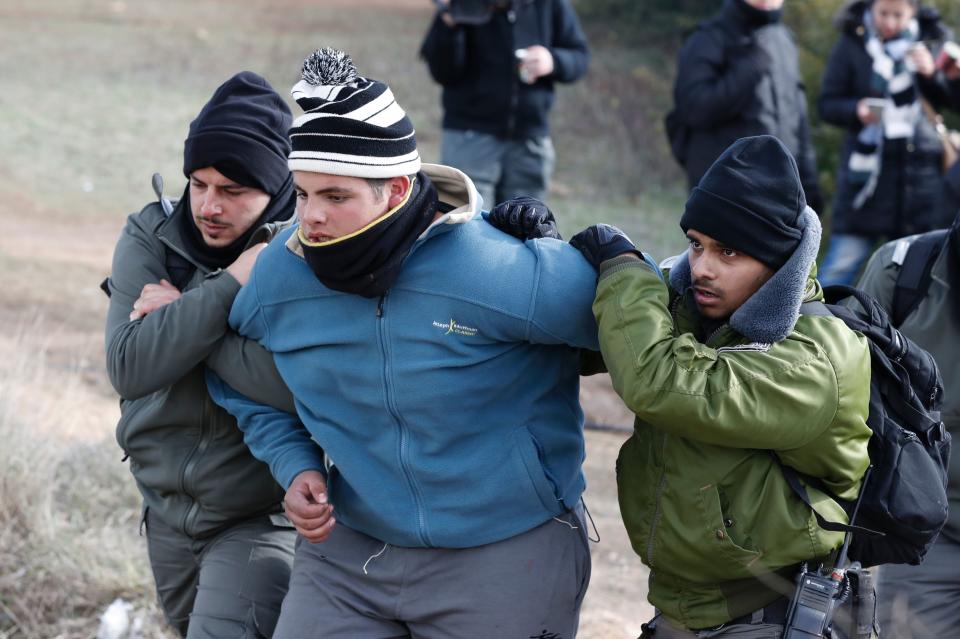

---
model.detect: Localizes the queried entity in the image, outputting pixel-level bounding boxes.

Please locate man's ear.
[386,175,412,209]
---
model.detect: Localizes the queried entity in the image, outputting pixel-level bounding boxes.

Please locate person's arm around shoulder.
[573,225,841,450]
[206,333,296,413]
[522,237,601,350]
[205,240,296,413]
[105,212,250,400]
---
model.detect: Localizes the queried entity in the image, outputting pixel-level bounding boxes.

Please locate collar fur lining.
[668,206,822,343]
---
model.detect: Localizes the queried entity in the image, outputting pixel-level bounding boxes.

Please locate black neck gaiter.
[299,172,438,298]
[178,173,296,270]
[730,0,783,28]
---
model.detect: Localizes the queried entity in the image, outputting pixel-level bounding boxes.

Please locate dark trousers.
[144,507,296,638]
[876,535,960,639]
[274,510,591,639]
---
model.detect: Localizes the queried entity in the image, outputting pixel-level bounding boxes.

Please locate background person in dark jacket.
[669,0,823,212]
[818,0,960,286]
[104,72,299,638]
[419,0,589,208]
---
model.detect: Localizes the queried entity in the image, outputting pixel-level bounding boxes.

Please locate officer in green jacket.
[857,210,960,639]
[104,72,299,638]
[569,135,872,636]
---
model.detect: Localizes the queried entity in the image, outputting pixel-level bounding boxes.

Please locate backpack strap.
[891,229,949,327]
[776,460,882,537]
[791,301,883,538]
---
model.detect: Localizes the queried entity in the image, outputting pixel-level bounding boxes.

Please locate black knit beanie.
[183,71,292,195]
[680,135,805,270]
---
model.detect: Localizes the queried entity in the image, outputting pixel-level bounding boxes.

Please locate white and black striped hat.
[288,48,421,179]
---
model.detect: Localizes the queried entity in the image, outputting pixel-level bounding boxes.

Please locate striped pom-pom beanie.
[288,48,421,179]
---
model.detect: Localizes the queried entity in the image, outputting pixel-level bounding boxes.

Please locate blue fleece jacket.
[208,184,599,548]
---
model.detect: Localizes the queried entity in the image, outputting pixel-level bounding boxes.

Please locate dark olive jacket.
[104,199,295,538]
[858,218,960,543]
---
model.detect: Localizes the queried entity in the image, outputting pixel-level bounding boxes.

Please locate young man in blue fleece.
[207,48,603,638]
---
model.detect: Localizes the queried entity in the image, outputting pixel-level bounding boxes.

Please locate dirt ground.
[0,1,654,635]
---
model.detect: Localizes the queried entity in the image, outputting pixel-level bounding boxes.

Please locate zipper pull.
[377,295,385,318]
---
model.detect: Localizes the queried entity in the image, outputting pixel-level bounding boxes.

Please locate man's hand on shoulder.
[285,470,336,543]
[129,279,181,321]
[226,242,268,286]
[488,195,562,240]
[569,224,642,270]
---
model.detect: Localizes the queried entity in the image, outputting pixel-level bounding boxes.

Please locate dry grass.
[0,320,171,638]
[0,1,662,636]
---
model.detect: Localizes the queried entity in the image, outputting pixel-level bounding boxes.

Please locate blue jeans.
[440,128,555,210]
[818,233,878,287]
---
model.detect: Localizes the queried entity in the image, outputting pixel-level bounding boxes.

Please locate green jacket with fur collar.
[594,209,871,629]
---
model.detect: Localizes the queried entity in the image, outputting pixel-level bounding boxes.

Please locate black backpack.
[789,285,951,566]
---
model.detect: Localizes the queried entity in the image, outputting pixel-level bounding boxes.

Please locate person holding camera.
[667,0,824,214]
[569,135,872,637]
[419,0,589,208]
[817,0,960,286]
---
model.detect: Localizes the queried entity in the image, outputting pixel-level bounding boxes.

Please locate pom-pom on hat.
[287,48,421,179]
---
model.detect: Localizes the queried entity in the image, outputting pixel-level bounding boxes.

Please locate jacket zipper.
[178,395,208,534]
[376,293,430,545]
[647,464,667,571]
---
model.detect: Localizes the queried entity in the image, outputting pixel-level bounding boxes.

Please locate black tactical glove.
[487,196,562,241]
[569,224,642,270]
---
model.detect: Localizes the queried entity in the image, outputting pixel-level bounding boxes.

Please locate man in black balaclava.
[666,0,824,214]
[103,71,299,638]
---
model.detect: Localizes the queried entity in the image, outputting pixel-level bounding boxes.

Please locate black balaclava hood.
[183,71,292,196]
[178,71,295,269]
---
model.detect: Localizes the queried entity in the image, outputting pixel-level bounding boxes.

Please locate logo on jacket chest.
[432,318,478,337]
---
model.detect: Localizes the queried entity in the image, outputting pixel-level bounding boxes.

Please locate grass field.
[0,1,690,635]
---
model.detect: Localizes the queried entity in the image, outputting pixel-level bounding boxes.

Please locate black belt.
[693,597,790,631]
